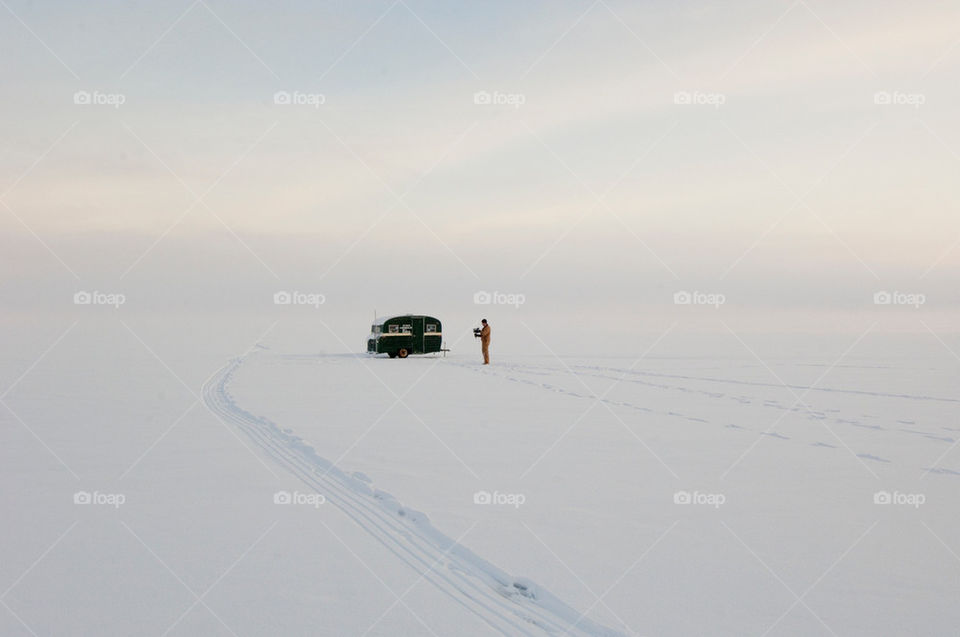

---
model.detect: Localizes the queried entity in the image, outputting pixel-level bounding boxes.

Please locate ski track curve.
[202,355,627,637]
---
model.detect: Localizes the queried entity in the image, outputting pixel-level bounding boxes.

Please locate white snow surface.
[2,324,959,636]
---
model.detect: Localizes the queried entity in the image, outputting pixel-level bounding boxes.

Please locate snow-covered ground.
[5,0,960,633]
[2,317,958,636]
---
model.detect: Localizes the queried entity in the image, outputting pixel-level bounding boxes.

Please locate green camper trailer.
[367,315,443,358]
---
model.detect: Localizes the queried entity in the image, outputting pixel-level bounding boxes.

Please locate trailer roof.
[372,314,440,324]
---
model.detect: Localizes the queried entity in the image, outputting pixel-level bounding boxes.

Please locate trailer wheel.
[397,348,409,359]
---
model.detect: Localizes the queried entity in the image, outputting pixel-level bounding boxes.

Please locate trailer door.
[411,316,425,353]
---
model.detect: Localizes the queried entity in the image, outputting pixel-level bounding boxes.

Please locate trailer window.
[401,324,412,333]
[426,324,436,333]
[388,325,398,333]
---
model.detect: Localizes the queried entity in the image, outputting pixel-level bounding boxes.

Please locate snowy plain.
[4,0,960,634]
[2,315,958,636]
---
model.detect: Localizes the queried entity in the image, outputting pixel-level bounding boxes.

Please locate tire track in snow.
[448,361,960,473]
[574,364,960,404]
[202,356,627,637]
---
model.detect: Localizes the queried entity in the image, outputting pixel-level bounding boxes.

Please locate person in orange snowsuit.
[480,319,491,365]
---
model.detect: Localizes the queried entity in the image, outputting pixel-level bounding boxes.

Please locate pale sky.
[2,0,958,346]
